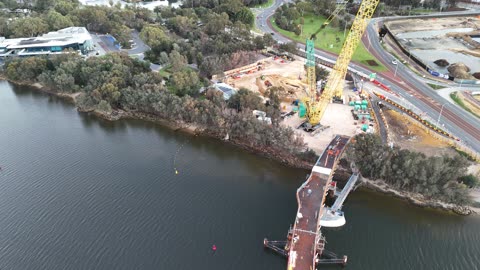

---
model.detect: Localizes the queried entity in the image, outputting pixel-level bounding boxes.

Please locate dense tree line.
[181,0,269,9]
[1,0,274,78]
[147,3,274,78]
[2,53,315,163]
[347,134,476,205]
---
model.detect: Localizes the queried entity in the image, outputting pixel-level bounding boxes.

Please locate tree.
[278,42,298,54]
[170,70,201,96]
[253,36,265,50]
[35,0,56,12]
[204,12,230,35]
[169,50,187,72]
[235,7,254,26]
[459,174,479,188]
[294,25,301,36]
[45,10,73,30]
[262,33,275,47]
[139,25,169,47]
[54,0,77,16]
[315,65,329,82]
[10,17,48,37]
[228,88,264,112]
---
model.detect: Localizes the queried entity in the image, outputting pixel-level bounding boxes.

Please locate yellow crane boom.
[306,0,380,126]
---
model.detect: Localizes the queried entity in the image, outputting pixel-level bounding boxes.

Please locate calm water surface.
[0,81,479,270]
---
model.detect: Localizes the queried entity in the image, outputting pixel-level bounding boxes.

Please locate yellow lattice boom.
[308,0,380,126]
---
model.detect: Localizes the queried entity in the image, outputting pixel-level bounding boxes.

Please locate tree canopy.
[347,134,473,205]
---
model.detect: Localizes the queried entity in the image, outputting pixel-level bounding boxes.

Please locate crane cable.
[310,2,348,39]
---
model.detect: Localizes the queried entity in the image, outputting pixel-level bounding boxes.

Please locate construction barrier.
[372,91,455,138]
[372,91,480,162]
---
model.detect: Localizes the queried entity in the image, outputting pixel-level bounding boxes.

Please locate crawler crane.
[301,0,380,130]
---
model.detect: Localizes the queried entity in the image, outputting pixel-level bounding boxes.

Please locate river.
[0,81,479,270]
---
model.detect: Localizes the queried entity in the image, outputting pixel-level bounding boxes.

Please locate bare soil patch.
[383,109,456,157]
[282,103,359,154]
[225,57,308,101]
[365,60,379,66]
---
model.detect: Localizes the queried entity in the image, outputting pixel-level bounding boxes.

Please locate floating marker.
[212,245,217,251]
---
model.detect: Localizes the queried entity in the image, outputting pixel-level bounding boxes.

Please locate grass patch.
[270,14,386,72]
[472,201,480,208]
[450,92,480,119]
[427,83,445,90]
[252,0,273,8]
[158,65,172,78]
[452,147,477,162]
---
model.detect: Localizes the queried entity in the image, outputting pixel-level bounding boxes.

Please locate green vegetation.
[458,174,479,188]
[450,92,480,119]
[271,12,386,72]
[427,83,445,90]
[252,0,273,8]
[453,147,477,162]
[158,66,172,78]
[3,54,316,164]
[348,134,473,205]
[0,0,154,47]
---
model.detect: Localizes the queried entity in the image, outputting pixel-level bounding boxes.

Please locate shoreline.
[0,77,313,170]
[1,77,476,215]
[359,177,476,216]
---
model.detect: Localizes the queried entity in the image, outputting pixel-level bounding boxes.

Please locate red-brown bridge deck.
[288,135,350,270]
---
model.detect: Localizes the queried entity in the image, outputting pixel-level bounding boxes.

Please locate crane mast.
[304,0,380,126]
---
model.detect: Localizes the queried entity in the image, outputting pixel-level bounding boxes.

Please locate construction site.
[385,15,480,79]
[216,53,374,153]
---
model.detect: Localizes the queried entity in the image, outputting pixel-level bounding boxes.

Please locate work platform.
[264,135,350,269]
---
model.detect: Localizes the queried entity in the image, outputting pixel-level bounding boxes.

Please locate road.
[255,1,480,153]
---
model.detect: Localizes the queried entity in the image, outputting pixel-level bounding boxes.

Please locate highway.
[254,1,480,153]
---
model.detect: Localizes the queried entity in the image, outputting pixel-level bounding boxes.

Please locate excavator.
[300,0,380,131]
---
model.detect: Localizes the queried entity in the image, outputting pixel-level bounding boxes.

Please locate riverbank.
[360,177,476,215]
[333,164,477,216]
[2,77,476,215]
[0,77,314,170]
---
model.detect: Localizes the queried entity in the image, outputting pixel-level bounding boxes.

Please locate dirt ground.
[386,16,480,63]
[225,57,308,101]
[383,109,457,157]
[475,95,480,101]
[386,16,480,34]
[223,56,364,154]
[281,103,360,154]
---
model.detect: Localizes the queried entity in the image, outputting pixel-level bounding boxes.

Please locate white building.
[78,0,182,10]
[0,27,94,58]
[214,83,237,100]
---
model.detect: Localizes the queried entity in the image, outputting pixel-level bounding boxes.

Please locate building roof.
[0,27,92,49]
[214,83,237,100]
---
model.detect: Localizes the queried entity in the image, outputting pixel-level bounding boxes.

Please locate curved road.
[255,1,480,153]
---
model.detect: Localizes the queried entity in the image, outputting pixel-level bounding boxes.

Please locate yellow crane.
[303,0,380,127]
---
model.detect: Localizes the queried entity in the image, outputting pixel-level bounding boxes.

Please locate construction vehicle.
[301,0,380,130]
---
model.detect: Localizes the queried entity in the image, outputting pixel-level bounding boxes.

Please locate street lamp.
[394,62,399,77]
[437,103,447,126]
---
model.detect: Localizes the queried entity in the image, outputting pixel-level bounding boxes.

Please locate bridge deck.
[288,135,350,270]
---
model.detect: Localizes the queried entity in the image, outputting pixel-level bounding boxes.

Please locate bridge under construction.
[264,135,352,269]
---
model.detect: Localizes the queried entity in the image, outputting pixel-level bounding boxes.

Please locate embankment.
[334,165,476,215]
[0,77,313,170]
